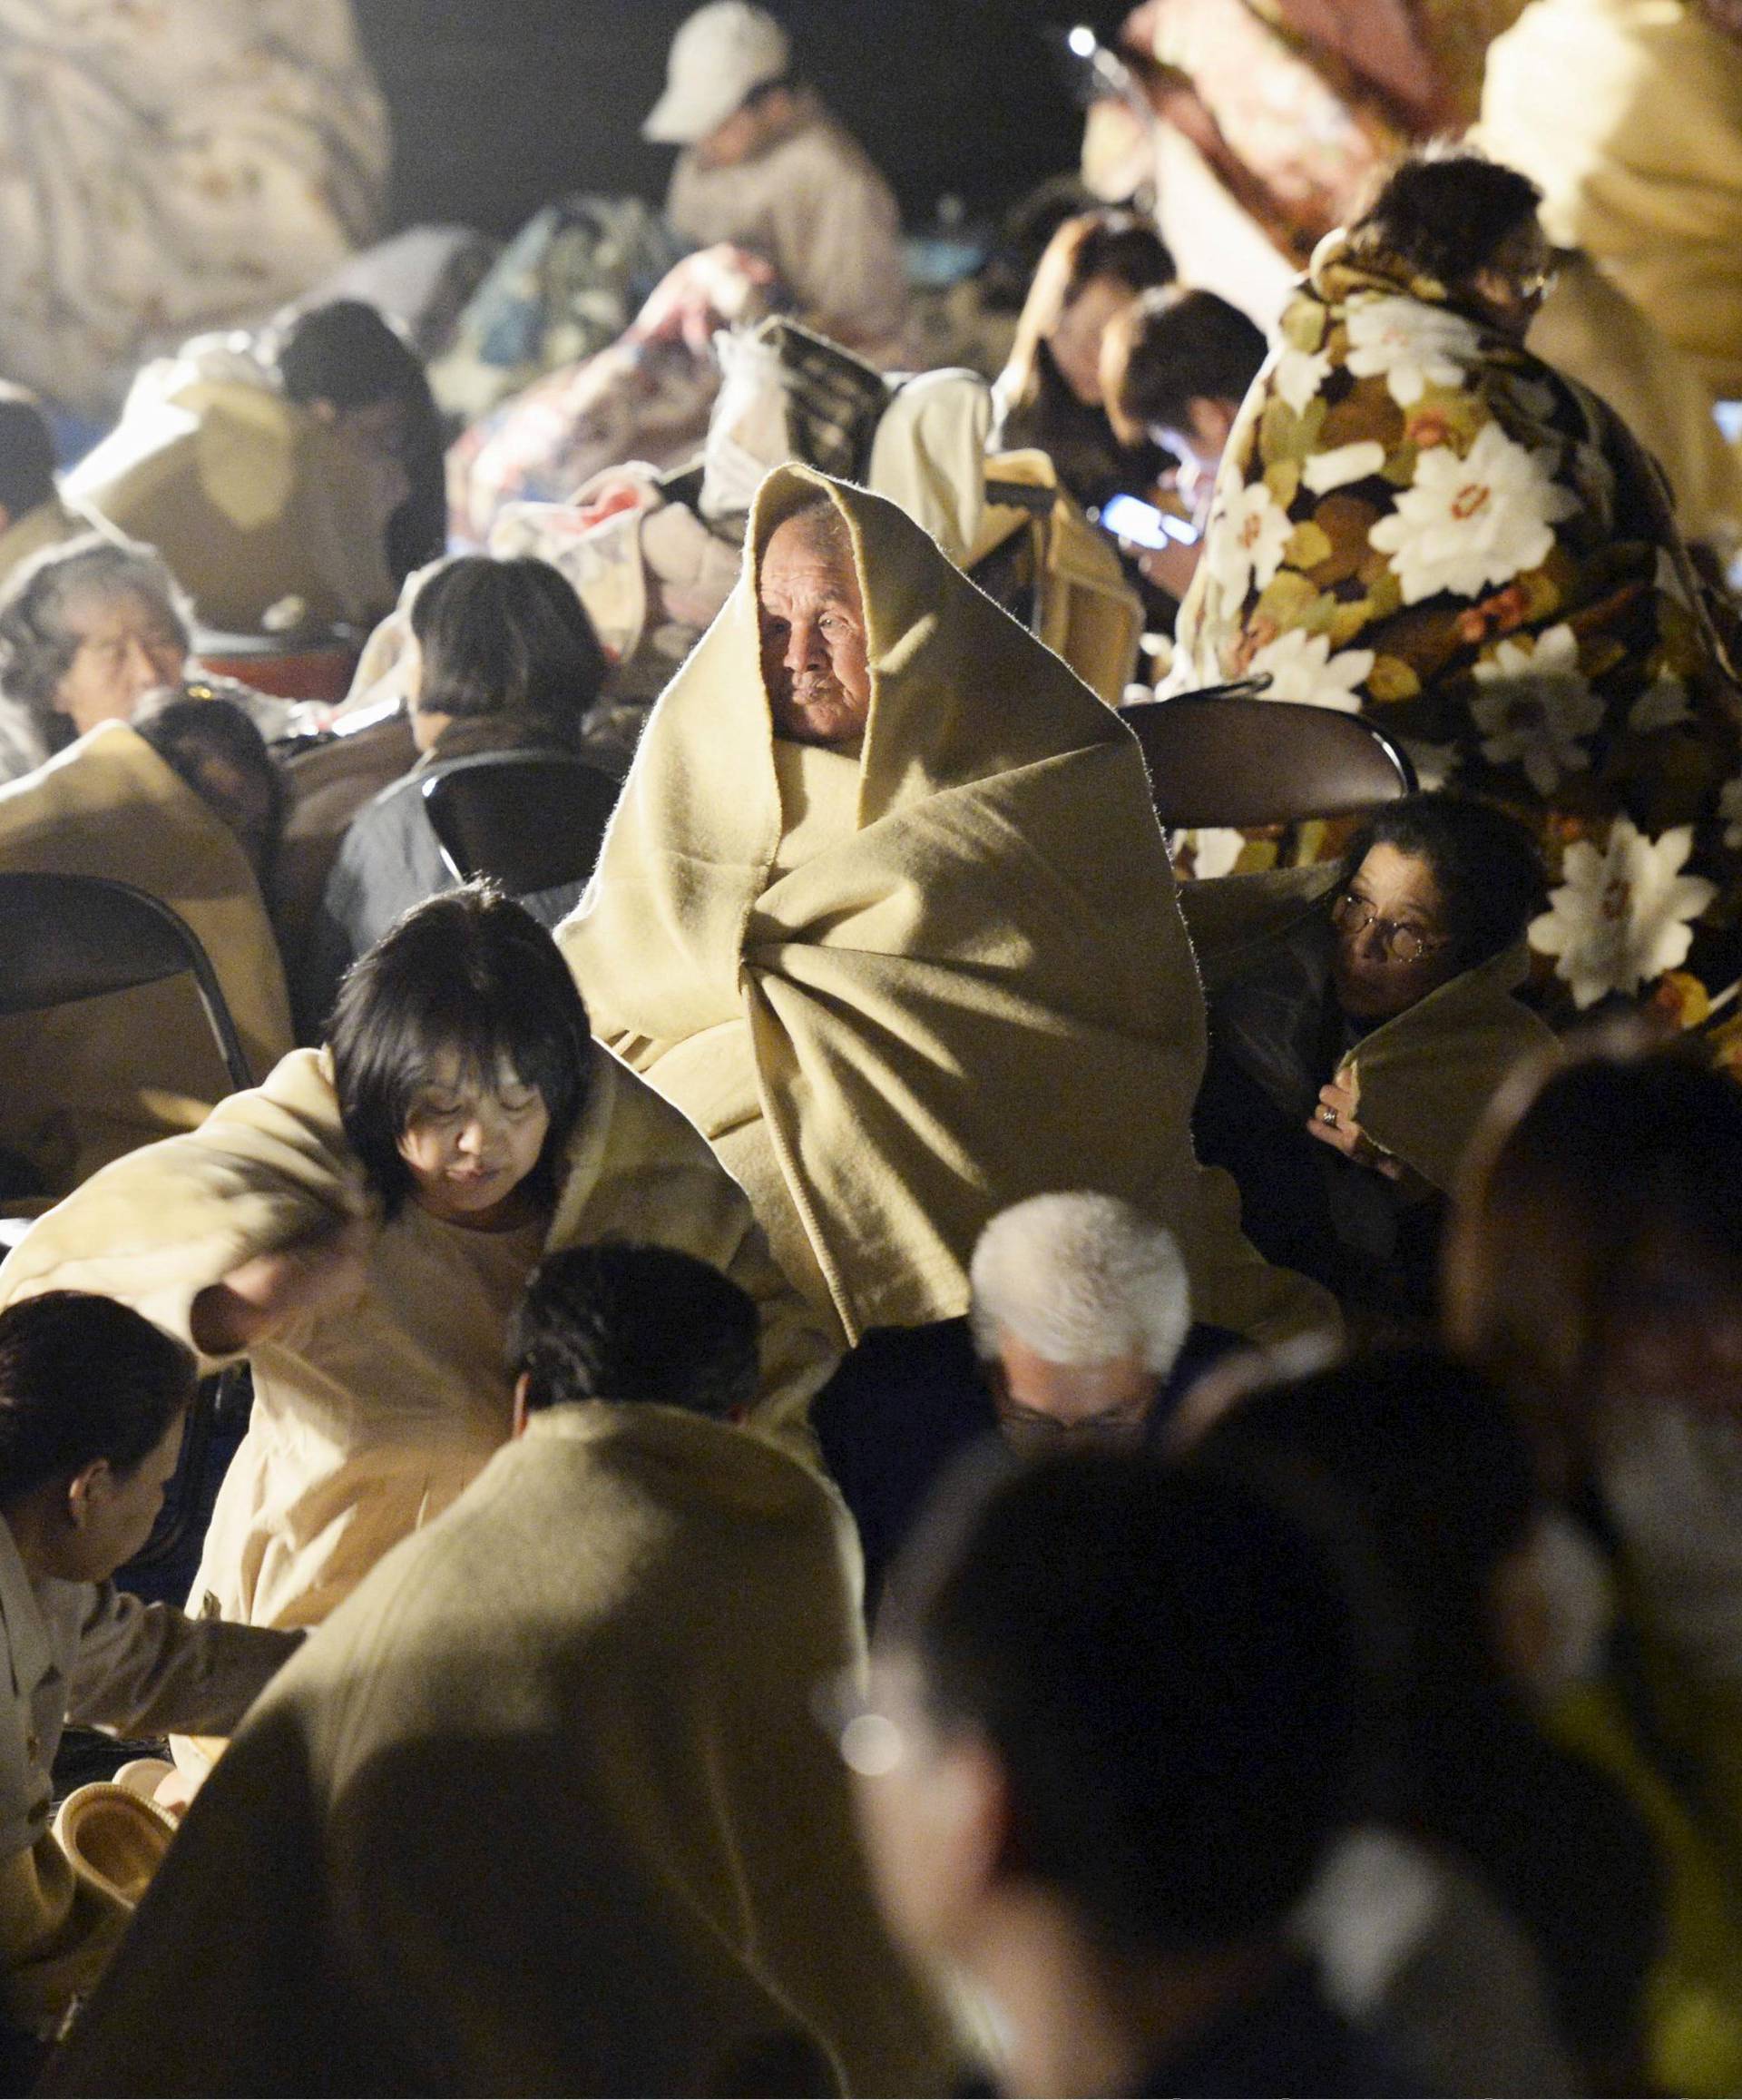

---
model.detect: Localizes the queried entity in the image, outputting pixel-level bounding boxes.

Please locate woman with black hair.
[302,554,609,1035]
[0,1293,298,2051]
[0,888,833,1651]
[1186,791,1558,1323]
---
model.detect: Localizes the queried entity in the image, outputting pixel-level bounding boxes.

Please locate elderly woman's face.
[54,587,186,734]
[1331,842,1460,1025]
[758,512,872,746]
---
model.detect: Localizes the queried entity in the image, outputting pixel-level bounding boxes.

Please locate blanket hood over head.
[563,465,1334,1348]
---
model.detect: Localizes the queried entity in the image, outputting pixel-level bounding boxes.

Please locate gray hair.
[969,1192,1191,1375]
[0,533,191,718]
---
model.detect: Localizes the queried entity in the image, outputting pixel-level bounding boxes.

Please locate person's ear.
[512,1371,533,1439]
[64,1457,113,1533]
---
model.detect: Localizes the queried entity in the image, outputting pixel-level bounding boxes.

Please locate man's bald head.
[758,499,872,747]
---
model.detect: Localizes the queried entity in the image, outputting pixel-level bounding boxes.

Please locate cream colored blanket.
[0,721,292,1193]
[563,463,1335,1349]
[43,1403,951,2096]
[0,1047,836,1632]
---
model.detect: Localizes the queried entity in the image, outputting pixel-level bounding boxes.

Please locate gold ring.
[1319,1105,1338,1126]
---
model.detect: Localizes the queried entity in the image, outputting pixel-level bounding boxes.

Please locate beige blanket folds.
[0,1046,836,1633]
[563,464,1335,1349]
[0,721,292,1193]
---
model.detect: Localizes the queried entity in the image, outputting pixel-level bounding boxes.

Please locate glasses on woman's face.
[1331,888,1451,967]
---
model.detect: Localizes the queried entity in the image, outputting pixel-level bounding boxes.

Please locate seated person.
[850,1452,1412,2096]
[0,388,88,593]
[990,207,1176,517]
[0,538,190,788]
[1446,1040,1742,2094]
[1188,791,1554,1326]
[0,887,834,1647]
[0,535,295,790]
[42,1246,951,2096]
[65,300,440,633]
[815,1191,1238,1614]
[563,464,1335,1350]
[1187,1347,1661,2094]
[133,690,285,889]
[301,555,608,1035]
[1102,284,1268,607]
[649,3,909,364]
[0,1293,298,2059]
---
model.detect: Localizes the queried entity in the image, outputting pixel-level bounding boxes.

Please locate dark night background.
[349,1,1130,237]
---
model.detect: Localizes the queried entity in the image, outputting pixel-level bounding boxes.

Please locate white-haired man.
[814,1193,1240,1613]
[645,3,908,361]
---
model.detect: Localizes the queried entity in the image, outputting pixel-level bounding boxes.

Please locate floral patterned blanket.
[1168,232,1742,1025]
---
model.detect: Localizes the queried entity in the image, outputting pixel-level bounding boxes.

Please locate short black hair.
[1350,145,1543,290]
[1108,286,1268,444]
[1344,791,1544,968]
[0,1293,196,1502]
[883,1454,1367,1955]
[133,692,285,866]
[0,386,57,522]
[1190,1349,1536,1702]
[508,1242,759,1419]
[410,556,607,728]
[276,299,427,412]
[328,885,592,1216]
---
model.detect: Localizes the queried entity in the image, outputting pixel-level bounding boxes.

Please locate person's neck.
[972,1896,1288,2098]
[2,1495,62,1586]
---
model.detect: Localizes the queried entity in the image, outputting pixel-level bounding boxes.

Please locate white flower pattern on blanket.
[1530,819,1717,1009]
[1369,422,1579,605]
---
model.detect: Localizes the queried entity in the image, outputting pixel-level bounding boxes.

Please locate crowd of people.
[1,0,1741,2092]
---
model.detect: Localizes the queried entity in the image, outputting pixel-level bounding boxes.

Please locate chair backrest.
[421,751,622,898]
[1121,692,1416,829]
[0,870,254,1092]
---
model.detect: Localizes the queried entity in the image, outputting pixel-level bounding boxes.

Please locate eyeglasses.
[993,1404,1149,1452]
[1330,889,1451,967]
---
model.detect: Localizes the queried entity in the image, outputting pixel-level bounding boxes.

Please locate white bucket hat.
[643,3,791,146]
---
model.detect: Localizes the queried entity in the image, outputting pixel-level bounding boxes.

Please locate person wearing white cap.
[648,2,910,363]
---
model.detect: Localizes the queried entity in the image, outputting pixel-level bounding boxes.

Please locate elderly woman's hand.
[1306,1076,1403,1179]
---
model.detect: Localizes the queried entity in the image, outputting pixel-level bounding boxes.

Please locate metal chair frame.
[0,871,257,1571]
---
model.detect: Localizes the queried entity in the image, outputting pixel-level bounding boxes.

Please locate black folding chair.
[0,870,258,1570]
[422,751,622,899]
[1121,686,1417,831]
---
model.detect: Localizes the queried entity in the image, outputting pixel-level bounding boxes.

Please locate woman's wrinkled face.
[1331,842,1461,1025]
[1049,273,1138,407]
[54,587,187,734]
[396,1053,551,1228]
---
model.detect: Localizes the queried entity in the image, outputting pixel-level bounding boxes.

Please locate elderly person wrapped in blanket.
[560,462,1335,1350]
[1166,146,1742,1024]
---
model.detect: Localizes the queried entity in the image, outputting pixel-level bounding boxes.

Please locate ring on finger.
[1319,1104,1338,1126]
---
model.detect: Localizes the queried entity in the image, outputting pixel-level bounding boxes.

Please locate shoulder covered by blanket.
[1181,861,1561,1190]
[0,1044,835,1435]
[563,464,1334,1345]
[41,1401,952,2096]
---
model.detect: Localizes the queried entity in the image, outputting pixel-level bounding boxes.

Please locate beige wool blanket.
[43,1403,952,2096]
[563,463,1334,1348]
[0,721,292,1194]
[0,1047,836,1634]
